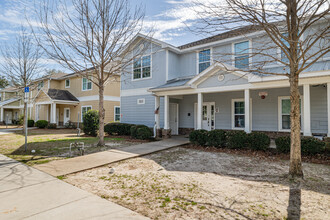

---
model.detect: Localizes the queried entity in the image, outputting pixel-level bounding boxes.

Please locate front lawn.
[65,147,330,220]
[0,129,137,166]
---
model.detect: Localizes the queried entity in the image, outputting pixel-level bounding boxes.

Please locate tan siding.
[34,91,52,103]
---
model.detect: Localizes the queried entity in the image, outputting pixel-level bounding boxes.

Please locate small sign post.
[24,87,29,152]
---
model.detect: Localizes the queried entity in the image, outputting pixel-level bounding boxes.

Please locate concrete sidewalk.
[35,136,189,177]
[0,154,149,220]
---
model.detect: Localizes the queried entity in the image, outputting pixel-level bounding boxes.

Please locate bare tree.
[0,27,42,133]
[33,0,146,146]
[192,0,329,177]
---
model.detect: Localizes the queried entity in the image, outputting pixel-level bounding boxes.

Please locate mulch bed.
[183,144,330,166]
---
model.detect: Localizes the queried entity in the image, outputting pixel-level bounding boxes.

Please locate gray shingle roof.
[151,76,194,89]
[48,89,79,102]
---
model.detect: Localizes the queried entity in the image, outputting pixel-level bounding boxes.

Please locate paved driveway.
[0,154,149,220]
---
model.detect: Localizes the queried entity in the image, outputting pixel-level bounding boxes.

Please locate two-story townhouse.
[0,87,24,124]
[31,71,121,127]
[120,22,330,138]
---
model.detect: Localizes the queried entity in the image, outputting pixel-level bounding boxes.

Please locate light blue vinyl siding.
[120,95,164,128]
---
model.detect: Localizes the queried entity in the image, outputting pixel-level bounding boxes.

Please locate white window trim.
[278,96,304,132]
[132,54,152,81]
[65,79,70,88]
[81,105,92,122]
[82,77,92,91]
[232,40,252,68]
[196,48,212,75]
[114,106,120,122]
[137,98,145,105]
[231,98,252,130]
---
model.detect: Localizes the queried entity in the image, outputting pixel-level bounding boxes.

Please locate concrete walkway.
[0,154,148,220]
[35,136,189,177]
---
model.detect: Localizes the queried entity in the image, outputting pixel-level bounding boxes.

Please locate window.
[65,79,70,88]
[133,55,151,80]
[198,49,211,73]
[137,98,145,105]
[81,106,92,121]
[233,100,245,128]
[234,41,249,69]
[114,106,120,122]
[38,81,44,90]
[82,77,92,91]
[0,93,2,101]
[279,97,301,130]
[280,32,300,63]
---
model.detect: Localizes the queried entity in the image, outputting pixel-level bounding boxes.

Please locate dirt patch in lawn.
[65,147,330,220]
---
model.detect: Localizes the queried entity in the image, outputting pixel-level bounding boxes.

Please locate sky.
[0,0,209,72]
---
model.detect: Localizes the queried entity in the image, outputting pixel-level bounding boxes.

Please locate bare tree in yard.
[192,0,329,177]
[33,0,146,146]
[0,27,42,133]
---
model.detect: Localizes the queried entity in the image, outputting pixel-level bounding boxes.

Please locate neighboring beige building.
[0,87,24,124]
[1,71,121,127]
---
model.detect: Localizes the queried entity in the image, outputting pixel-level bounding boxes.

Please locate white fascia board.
[77,95,120,102]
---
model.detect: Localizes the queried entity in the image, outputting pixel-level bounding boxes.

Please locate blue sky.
[0,0,207,72]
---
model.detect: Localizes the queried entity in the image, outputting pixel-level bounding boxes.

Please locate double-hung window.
[233,100,245,128]
[234,41,249,69]
[65,79,70,88]
[38,81,44,90]
[82,77,92,91]
[81,106,92,121]
[114,106,120,122]
[198,49,211,73]
[133,55,151,80]
[279,97,301,130]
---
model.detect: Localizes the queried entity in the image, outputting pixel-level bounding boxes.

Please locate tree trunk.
[98,84,105,146]
[23,102,27,135]
[289,73,303,178]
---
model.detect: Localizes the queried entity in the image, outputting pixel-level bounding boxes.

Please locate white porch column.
[164,95,169,130]
[0,107,3,122]
[303,84,312,136]
[155,96,160,129]
[51,103,56,124]
[244,89,251,133]
[327,83,330,137]
[197,93,203,130]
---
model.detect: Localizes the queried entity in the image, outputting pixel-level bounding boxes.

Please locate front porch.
[153,84,330,138]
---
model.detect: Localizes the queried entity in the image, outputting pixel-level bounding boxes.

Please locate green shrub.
[136,126,153,140]
[130,125,150,139]
[247,132,270,151]
[208,129,226,148]
[18,115,24,125]
[189,129,208,146]
[35,120,49,129]
[105,123,134,136]
[27,120,34,127]
[83,110,99,136]
[301,137,325,155]
[275,136,290,153]
[47,123,57,129]
[226,130,248,149]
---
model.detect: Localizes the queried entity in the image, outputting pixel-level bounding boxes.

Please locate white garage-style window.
[81,106,92,121]
[114,106,120,122]
[278,96,302,131]
[232,99,245,129]
[133,55,151,80]
[82,77,92,91]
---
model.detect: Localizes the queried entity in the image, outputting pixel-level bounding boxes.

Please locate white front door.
[195,102,215,131]
[169,103,179,135]
[64,108,70,125]
[5,111,13,124]
[56,108,60,125]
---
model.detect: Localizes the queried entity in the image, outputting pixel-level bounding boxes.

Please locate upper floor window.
[65,79,70,88]
[280,32,301,63]
[133,55,151,80]
[234,41,249,69]
[0,93,2,101]
[198,49,211,73]
[82,77,92,91]
[38,81,44,90]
